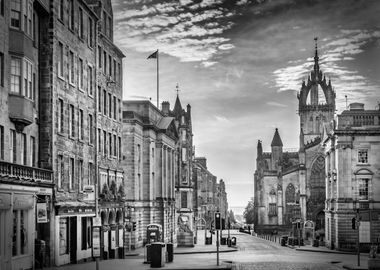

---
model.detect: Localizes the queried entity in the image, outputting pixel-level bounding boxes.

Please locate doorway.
[69,217,77,263]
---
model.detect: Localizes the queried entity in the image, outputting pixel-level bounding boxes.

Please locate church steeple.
[313,37,319,74]
[173,84,183,116]
[257,140,263,158]
[271,128,283,147]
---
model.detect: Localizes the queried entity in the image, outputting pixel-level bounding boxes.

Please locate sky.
[112,0,380,215]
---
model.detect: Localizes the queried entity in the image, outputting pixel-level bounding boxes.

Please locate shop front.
[0,184,53,270]
[54,204,95,266]
[100,208,124,260]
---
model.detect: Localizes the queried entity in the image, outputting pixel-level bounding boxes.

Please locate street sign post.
[215,212,221,266]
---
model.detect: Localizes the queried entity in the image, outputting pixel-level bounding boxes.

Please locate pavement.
[45,230,237,270]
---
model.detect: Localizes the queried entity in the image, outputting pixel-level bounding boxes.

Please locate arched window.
[285,184,295,204]
[268,189,277,216]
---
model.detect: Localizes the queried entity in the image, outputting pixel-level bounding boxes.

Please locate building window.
[88,17,93,47]
[10,57,21,94]
[20,133,27,165]
[98,128,101,153]
[107,15,112,38]
[88,162,94,185]
[79,8,83,39]
[78,159,83,190]
[109,133,112,157]
[88,66,93,96]
[0,52,4,86]
[118,137,121,160]
[69,158,74,189]
[103,51,107,74]
[98,46,102,68]
[81,217,92,250]
[103,90,107,116]
[69,51,75,84]
[268,203,277,216]
[30,136,36,167]
[117,63,121,85]
[79,109,83,140]
[102,10,107,34]
[358,178,369,200]
[89,114,93,144]
[118,99,121,121]
[98,86,102,113]
[58,99,64,133]
[58,0,64,21]
[103,130,107,155]
[0,125,4,160]
[10,129,16,163]
[113,96,117,120]
[78,58,83,89]
[181,191,187,208]
[23,59,33,99]
[113,134,117,156]
[1,0,4,16]
[108,55,112,76]
[358,149,368,164]
[69,104,75,137]
[10,0,21,29]
[58,155,63,189]
[12,210,28,256]
[58,42,64,77]
[108,93,112,117]
[113,59,116,80]
[68,0,74,30]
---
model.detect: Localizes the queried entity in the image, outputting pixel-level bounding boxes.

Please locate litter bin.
[280,237,286,246]
[166,243,173,263]
[145,244,152,263]
[221,237,227,245]
[150,242,165,268]
[205,236,212,245]
[231,237,236,246]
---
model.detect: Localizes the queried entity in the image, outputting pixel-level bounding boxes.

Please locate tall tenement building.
[323,103,380,251]
[0,0,125,269]
[254,39,335,236]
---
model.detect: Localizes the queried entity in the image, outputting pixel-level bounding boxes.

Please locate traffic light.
[352,217,356,230]
[215,212,221,230]
[132,222,137,231]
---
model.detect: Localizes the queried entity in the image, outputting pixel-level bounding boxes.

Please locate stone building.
[121,100,178,248]
[254,40,335,236]
[0,1,54,269]
[323,103,380,251]
[216,179,229,227]
[162,93,195,247]
[193,157,217,229]
[87,0,125,261]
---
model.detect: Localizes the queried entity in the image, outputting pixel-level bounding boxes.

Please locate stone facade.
[254,40,335,236]
[121,100,178,248]
[323,103,380,251]
[0,1,54,270]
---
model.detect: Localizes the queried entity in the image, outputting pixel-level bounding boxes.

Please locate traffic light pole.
[356,210,360,267]
[216,229,219,266]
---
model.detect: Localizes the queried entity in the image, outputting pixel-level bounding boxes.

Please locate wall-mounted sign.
[37,202,48,223]
[118,229,124,248]
[110,230,116,249]
[93,217,101,227]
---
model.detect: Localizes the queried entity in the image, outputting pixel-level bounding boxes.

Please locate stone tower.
[297,38,336,144]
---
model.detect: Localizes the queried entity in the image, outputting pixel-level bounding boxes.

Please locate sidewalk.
[46,230,236,270]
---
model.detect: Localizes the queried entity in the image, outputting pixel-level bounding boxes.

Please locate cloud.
[266,101,288,108]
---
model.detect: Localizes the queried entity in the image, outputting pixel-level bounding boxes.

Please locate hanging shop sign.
[37,202,48,223]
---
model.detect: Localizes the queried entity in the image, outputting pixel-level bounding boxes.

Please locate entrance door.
[69,217,77,263]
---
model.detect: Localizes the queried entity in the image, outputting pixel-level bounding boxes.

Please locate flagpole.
[157,49,159,108]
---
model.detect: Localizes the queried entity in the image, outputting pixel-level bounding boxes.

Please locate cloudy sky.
[112,0,380,214]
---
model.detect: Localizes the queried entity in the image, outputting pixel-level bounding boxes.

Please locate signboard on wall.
[118,229,124,248]
[92,227,100,257]
[111,230,116,249]
[37,203,48,223]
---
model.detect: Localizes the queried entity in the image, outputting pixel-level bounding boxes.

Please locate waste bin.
[280,237,286,246]
[221,237,227,245]
[205,236,212,245]
[231,237,236,246]
[145,244,152,263]
[166,243,173,263]
[150,242,165,268]
[288,237,293,246]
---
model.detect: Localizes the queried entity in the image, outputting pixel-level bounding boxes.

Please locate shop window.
[81,217,92,250]
[59,217,69,255]
[12,210,28,256]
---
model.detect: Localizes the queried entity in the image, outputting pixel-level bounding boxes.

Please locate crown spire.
[314,37,319,73]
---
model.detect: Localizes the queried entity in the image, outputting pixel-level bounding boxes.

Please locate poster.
[37,203,48,223]
[92,227,100,257]
[59,218,68,255]
[118,229,124,247]
[110,230,116,249]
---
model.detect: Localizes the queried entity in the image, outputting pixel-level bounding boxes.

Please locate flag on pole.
[147,50,158,59]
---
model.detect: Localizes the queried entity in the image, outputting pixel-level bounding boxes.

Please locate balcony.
[8,94,34,132]
[0,161,53,182]
[9,29,35,60]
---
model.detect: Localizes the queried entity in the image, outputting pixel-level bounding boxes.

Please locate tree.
[243,198,255,224]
